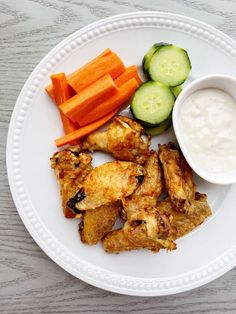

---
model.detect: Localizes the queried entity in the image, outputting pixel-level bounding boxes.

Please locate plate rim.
[6,11,236,296]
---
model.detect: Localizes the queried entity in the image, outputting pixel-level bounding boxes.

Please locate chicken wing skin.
[103,208,176,253]
[67,161,145,211]
[102,151,175,254]
[158,142,196,214]
[79,202,121,245]
[50,146,93,218]
[82,115,150,164]
[156,192,212,240]
[122,150,163,220]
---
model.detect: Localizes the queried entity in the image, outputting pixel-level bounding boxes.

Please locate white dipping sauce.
[179,88,236,173]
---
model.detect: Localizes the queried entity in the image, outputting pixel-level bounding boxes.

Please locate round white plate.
[7,11,236,296]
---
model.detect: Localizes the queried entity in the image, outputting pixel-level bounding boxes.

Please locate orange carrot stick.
[77,78,139,126]
[55,109,119,147]
[45,48,111,99]
[50,73,78,134]
[60,74,118,121]
[68,51,125,93]
[114,65,142,87]
[46,83,75,103]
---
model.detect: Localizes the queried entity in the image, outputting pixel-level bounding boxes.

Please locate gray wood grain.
[1,0,236,313]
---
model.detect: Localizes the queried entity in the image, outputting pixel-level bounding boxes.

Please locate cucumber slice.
[171,85,182,97]
[142,43,169,75]
[148,45,191,87]
[131,81,175,126]
[145,116,172,136]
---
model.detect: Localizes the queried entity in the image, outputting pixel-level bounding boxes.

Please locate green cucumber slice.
[170,85,182,97]
[145,116,172,136]
[147,45,191,87]
[142,43,169,75]
[131,81,175,126]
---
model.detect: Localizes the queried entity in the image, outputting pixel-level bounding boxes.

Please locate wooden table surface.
[1,0,236,313]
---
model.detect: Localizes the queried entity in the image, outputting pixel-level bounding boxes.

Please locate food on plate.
[79,202,121,245]
[158,142,196,214]
[46,48,125,97]
[156,193,212,240]
[170,84,182,98]
[122,151,162,220]
[77,78,140,126]
[102,150,175,254]
[142,43,163,74]
[60,74,118,122]
[131,81,175,127]
[50,146,93,218]
[67,161,145,211]
[55,109,119,147]
[145,115,172,136]
[82,115,150,164]
[48,45,211,255]
[50,73,78,134]
[103,208,176,253]
[179,88,236,173]
[114,65,142,87]
[45,49,142,146]
[133,43,191,135]
[146,44,191,86]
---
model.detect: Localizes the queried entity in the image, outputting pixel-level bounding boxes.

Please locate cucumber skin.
[145,115,172,136]
[147,45,192,87]
[171,85,182,97]
[130,81,175,127]
[142,42,170,76]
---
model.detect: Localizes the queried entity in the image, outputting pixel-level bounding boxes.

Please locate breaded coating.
[103,208,176,253]
[79,202,120,245]
[158,142,196,214]
[50,146,93,218]
[68,161,145,211]
[82,115,150,164]
[122,150,163,220]
[156,192,212,240]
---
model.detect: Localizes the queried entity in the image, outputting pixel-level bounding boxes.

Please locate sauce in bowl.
[179,88,236,174]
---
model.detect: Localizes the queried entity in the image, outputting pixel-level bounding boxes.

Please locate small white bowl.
[173,74,236,185]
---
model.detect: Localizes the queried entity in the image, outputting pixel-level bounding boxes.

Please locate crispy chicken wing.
[102,151,175,254]
[158,142,196,214]
[82,115,150,164]
[122,150,163,220]
[156,192,212,240]
[67,161,145,211]
[50,146,93,218]
[79,202,121,245]
[103,208,176,253]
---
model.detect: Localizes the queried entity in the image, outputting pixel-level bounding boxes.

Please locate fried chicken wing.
[102,152,174,254]
[79,202,120,245]
[103,208,176,253]
[122,150,163,220]
[158,142,196,214]
[67,161,145,211]
[50,146,93,218]
[156,192,212,240]
[82,115,150,164]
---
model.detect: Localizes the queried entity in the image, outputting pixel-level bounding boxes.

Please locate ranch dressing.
[179,88,236,174]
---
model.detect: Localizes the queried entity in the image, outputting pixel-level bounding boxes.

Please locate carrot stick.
[45,48,111,99]
[45,85,56,102]
[55,109,119,147]
[114,65,142,87]
[60,74,118,121]
[77,78,139,126]
[68,51,125,92]
[50,73,78,134]
[46,83,76,103]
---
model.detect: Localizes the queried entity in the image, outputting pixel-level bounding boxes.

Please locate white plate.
[6,11,236,296]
